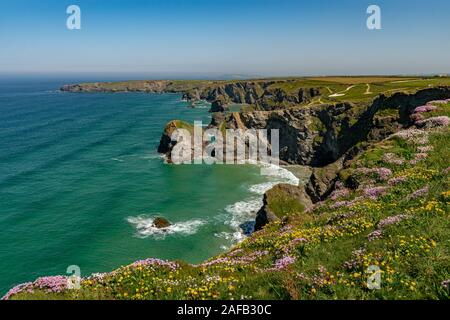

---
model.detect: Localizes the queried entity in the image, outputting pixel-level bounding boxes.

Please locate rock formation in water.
[152,217,171,229]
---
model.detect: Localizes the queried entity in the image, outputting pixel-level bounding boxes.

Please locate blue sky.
[0,0,449,77]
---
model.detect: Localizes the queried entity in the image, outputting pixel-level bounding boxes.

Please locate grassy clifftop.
[4,100,450,300]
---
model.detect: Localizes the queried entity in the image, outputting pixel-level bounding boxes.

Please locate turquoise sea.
[0,79,298,295]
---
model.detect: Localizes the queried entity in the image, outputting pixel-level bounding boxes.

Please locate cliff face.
[158,86,450,169]
[221,86,450,167]
[256,87,322,110]
[192,82,267,104]
[187,82,322,110]
[236,103,362,166]
[252,87,450,229]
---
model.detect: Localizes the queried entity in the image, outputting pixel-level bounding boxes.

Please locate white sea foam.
[215,231,246,248]
[249,163,299,195]
[127,215,206,240]
[258,163,300,186]
[140,153,165,160]
[219,197,261,245]
[194,102,210,109]
[225,197,263,228]
[248,181,279,195]
[219,163,300,247]
[225,198,263,215]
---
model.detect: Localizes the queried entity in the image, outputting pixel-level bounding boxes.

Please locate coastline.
[3,76,450,300]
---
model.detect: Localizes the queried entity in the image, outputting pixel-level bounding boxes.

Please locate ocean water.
[0,79,298,295]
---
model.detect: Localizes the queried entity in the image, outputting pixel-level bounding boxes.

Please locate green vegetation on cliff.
[265,185,306,219]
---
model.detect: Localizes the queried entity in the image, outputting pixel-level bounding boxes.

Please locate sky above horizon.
[0,0,449,78]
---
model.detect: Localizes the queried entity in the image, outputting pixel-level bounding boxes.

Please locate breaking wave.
[127,215,206,240]
[217,164,300,248]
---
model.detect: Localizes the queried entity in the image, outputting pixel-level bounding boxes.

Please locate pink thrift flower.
[367,230,383,241]
[330,188,350,200]
[378,214,410,229]
[417,146,433,153]
[416,116,450,128]
[267,255,296,271]
[382,153,404,165]
[364,186,388,199]
[411,186,429,199]
[388,176,407,186]
[414,105,437,113]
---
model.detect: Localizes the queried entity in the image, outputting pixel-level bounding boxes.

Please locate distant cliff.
[61,80,171,93]
[61,79,324,111]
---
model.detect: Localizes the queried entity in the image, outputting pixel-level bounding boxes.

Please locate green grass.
[265,187,306,219]
[172,120,194,131]
[375,108,400,118]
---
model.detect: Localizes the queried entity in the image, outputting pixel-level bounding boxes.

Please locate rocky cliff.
[254,183,313,231]
[61,79,324,111]
[183,81,323,110]
[218,86,450,167]
[159,86,450,168]
[61,80,171,93]
[253,87,450,229]
[157,86,450,229]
